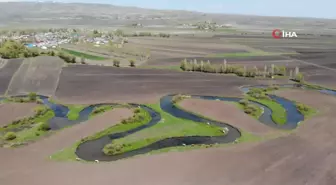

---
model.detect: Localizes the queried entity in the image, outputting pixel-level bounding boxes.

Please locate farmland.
[0,3,336,185]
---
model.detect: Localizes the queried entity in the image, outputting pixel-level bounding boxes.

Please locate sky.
[1,0,335,19]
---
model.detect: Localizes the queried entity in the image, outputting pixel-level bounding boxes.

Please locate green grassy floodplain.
[51,103,228,161]
[248,97,286,125]
[89,105,113,118]
[0,108,55,146]
[103,103,225,155]
[51,84,323,161]
[236,101,263,119]
[66,105,86,120]
[61,48,108,60]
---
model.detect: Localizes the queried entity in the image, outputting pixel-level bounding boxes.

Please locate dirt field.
[136,35,336,88]
[0,59,23,95]
[0,89,335,185]
[128,37,249,57]
[54,65,286,104]
[0,102,39,126]
[6,56,64,96]
[178,98,276,136]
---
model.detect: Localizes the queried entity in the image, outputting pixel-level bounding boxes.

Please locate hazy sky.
[2,0,335,19]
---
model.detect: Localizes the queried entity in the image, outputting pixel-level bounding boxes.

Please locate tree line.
[180,59,304,82]
[0,40,76,63]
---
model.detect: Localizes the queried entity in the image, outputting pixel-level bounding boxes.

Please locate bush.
[4,132,16,140]
[28,92,37,101]
[113,59,120,67]
[239,99,249,106]
[172,94,188,104]
[36,99,44,104]
[296,103,309,112]
[133,108,141,114]
[103,143,124,155]
[121,119,128,124]
[243,105,257,115]
[38,122,51,131]
[129,59,135,67]
[294,72,304,83]
[58,51,76,63]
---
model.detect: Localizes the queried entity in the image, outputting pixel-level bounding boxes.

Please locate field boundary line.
[52,62,64,98]
[282,55,336,73]
[0,59,8,69]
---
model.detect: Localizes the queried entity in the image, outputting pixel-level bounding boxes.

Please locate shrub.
[129,59,135,67]
[36,99,43,104]
[103,143,124,155]
[28,92,37,101]
[38,122,51,131]
[133,108,141,114]
[296,103,309,112]
[294,72,304,83]
[172,94,186,104]
[58,51,75,63]
[34,107,45,116]
[243,105,257,115]
[4,132,16,140]
[239,99,249,106]
[80,57,86,64]
[113,59,120,67]
[121,119,128,124]
[180,59,188,70]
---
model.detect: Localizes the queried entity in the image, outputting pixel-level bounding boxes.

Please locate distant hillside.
[0,2,335,30]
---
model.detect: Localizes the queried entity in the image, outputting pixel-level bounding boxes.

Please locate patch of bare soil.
[0,102,39,127]
[55,65,261,104]
[6,56,64,96]
[178,98,276,136]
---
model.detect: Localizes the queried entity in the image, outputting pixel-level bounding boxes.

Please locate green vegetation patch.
[90,105,113,118]
[102,103,224,156]
[61,48,107,60]
[171,94,191,104]
[148,130,263,155]
[248,97,286,125]
[66,105,86,121]
[237,99,263,119]
[245,87,286,125]
[0,108,55,146]
[180,59,288,79]
[295,103,317,119]
[51,106,149,161]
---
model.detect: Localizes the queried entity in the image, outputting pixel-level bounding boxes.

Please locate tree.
[113,59,120,67]
[115,29,124,37]
[180,59,187,71]
[80,57,86,64]
[4,132,16,140]
[223,59,227,73]
[28,92,37,101]
[0,40,28,59]
[71,56,76,63]
[129,59,135,67]
[294,72,304,83]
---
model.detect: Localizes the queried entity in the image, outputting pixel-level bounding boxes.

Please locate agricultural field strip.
[6,57,64,96]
